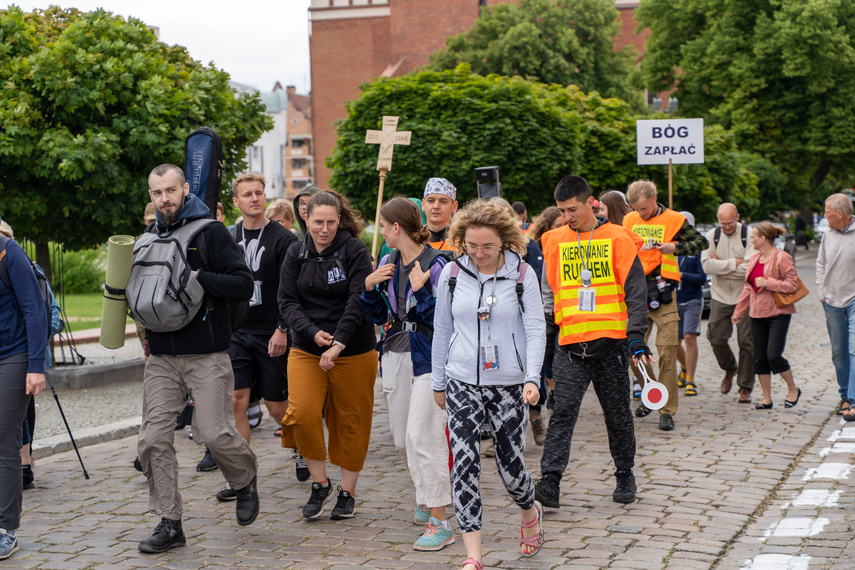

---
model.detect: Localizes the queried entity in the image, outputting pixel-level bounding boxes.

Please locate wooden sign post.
[365,116,411,260]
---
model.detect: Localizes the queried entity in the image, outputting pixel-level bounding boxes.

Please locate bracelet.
[333,340,346,350]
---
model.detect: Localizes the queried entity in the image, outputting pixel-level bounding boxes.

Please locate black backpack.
[296,239,347,272]
[713,224,748,249]
[185,127,223,219]
[194,225,250,332]
[0,236,54,343]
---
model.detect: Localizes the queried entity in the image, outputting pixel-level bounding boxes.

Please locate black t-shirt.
[233,220,297,334]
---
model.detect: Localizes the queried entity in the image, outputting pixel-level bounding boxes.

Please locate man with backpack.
[131,164,258,554]
[210,172,300,501]
[701,203,756,403]
[0,212,47,561]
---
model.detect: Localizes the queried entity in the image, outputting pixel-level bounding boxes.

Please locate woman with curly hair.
[431,200,546,570]
[528,206,565,247]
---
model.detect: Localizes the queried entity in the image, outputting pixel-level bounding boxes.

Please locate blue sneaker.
[413,517,455,551]
[0,529,19,560]
[414,504,430,525]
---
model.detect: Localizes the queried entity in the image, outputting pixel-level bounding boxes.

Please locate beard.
[158,195,185,225]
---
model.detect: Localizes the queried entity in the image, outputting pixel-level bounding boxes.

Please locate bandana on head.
[423,178,456,201]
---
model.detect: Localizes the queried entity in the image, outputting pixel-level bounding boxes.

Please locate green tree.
[428,0,641,107]
[0,6,272,276]
[327,66,768,223]
[637,0,855,198]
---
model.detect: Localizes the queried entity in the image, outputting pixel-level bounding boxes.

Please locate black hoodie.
[145,194,254,356]
[278,228,375,357]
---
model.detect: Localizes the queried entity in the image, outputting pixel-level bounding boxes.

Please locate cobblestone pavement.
[8,249,853,569]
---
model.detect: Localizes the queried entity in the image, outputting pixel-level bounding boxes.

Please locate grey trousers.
[0,353,29,530]
[137,352,257,520]
[707,299,755,391]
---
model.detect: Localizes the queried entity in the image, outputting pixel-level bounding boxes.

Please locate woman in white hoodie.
[431,200,546,570]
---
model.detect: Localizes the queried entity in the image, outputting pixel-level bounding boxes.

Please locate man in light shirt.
[817,193,855,420]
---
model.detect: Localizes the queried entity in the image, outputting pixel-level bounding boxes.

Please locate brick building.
[308,0,645,188]
[283,86,315,201]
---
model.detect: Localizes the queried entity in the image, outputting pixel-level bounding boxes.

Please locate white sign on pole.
[636,118,704,165]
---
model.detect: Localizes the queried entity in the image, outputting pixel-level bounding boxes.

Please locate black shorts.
[227,330,288,402]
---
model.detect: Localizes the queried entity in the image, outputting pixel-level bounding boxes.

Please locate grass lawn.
[60,292,133,333]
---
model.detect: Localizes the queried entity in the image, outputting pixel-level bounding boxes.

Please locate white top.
[701,223,755,306]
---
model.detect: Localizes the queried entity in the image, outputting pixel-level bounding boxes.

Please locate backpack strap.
[741,223,748,248]
[713,226,722,248]
[0,235,10,291]
[447,259,463,304]
[516,263,528,313]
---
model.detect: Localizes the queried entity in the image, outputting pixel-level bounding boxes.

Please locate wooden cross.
[365,115,412,260]
[365,115,411,171]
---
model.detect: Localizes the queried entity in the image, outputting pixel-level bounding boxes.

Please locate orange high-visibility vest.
[622,208,685,281]
[542,222,639,345]
[426,239,455,252]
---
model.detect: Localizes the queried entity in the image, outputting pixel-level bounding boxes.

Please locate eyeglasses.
[719,221,737,228]
[298,201,310,209]
[464,243,500,254]
[311,219,339,230]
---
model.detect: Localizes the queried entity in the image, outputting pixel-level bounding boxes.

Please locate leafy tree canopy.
[327,66,775,223]
[0,5,272,253]
[637,0,855,197]
[427,0,642,108]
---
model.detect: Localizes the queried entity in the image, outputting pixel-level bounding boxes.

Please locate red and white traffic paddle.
[638,363,668,410]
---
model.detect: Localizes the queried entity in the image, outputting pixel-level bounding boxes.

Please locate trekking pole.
[43,370,90,480]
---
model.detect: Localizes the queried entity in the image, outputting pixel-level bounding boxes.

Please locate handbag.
[770,252,809,308]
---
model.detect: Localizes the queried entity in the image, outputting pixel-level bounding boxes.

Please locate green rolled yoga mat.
[100,235,136,349]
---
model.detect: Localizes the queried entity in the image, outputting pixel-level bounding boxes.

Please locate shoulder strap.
[387,249,399,267]
[740,223,748,248]
[448,260,462,304]
[0,236,10,291]
[713,226,722,248]
[515,263,528,313]
[230,221,241,242]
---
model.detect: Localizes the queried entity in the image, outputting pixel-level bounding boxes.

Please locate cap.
[423,178,456,201]
[144,202,157,223]
[679,210,695,227]
[592,199,600,208]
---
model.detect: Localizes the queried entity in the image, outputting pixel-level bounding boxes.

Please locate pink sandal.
[460,557,483,570]
[520,500,544,557]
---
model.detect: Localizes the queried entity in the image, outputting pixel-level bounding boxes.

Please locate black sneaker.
[658,413,675,431]
[235,477,259,526]
[22,465,34,489]
[613,470,637,503]
[216,484,237,502]
[138,518,186,553]
[330,486,356,520]
[546,391,555,411]
[133,457,143,473]
[635,404,652,418]
[196,448,218,472]
[302,479,334,519]
[294,451,310,482]
[534,476,560,509]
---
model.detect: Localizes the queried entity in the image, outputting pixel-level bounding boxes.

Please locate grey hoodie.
[817,215,855,308]
[431,252,546,391]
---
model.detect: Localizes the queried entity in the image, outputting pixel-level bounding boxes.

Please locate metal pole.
[44,371,90,480]
[668,158,674,210]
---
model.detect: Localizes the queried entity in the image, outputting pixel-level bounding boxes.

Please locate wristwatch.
[277,325,287,333]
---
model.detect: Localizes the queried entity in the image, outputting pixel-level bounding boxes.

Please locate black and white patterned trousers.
[540,344,636,479]
[446,378,535,533]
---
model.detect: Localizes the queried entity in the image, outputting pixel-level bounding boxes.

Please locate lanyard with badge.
[577,228,596,312]
[242,220,266,307]
[478,255,502,371]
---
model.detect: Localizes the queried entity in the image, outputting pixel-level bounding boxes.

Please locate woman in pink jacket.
[732,222,802,410]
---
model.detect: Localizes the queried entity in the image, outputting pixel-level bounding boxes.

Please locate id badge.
[578,288,596,312]
[250,280,263,307]
[481,344,500,371]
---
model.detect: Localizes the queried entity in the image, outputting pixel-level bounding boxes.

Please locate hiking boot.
[530,414,546,446]
[658,413,675,431]
[235,477,259,526]
[294,450,310,482]
[196,448,218,472]
[302,479,334,519]
[635,403,652,418]
[22,465,34,489]
[414,517,455,551]
[534,475,560,509]
[216,484,237,502]
[738,388,752,403]
[330,486,356,520]
[0,529,18,560]
[138,518,185,553]
[613,470,637,503]
[414,504,430,525]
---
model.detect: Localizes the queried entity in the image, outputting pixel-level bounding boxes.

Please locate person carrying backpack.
[277,190,377,521]
[430,200,546,570]
[360,196,452,551]
[0,212,47,561]
[130,165,258,554]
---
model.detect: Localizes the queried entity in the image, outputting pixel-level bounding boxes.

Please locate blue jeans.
[824,299,855,403]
